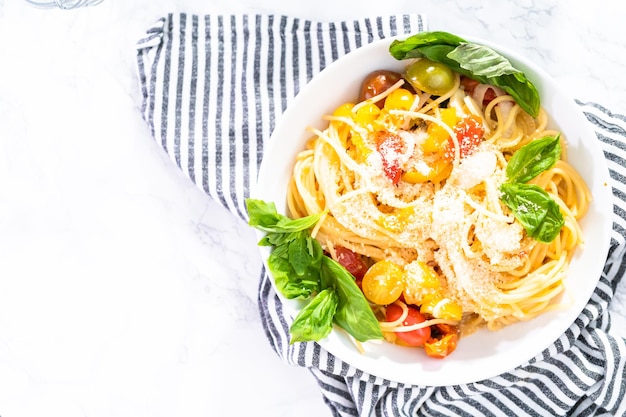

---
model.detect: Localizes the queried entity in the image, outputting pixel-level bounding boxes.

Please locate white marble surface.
[0,1,624,416]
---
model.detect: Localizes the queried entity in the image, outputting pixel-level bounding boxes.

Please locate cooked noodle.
[286,69,591,343]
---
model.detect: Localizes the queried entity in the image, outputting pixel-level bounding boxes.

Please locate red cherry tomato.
[460,76,479,93]
[460,76,496,106]
[376,131,404,184]
[385,303,431,347]
[445,116,484,161]
[334,246,368,285]
[483,88,497,105]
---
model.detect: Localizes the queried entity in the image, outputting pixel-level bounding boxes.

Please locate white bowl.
[253,34,613,386]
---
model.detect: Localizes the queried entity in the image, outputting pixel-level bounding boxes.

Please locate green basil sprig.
[499,135,564,243]
[319,256,383,342]
[389,31,540,118]
[246,198,383,343]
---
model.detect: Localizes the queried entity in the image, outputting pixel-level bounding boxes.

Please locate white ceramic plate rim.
[253,34,613,386]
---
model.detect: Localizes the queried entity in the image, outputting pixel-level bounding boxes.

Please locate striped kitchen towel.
[135,13,626,416]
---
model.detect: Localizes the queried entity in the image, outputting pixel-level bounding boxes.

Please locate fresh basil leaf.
[321,257,383,342]
[288,232,312,276]
[448,43,521,78]
[274,214,322,233]
[289,288,338,343]
[246,198,284,231]
[389,31,465,60]
[268,245,318,299]
[307,236,324,271]
[506,134,562,183]
[500,183,564,243]
[258,231,299,247]
[246,198,321,234]
[532,198,564,244]
[388,31,541,117]
[413,44,465,74]
[268,241,289,260]
[291,270,322,298]
[249,198,382,343]
[446,43,540,118]
[268,249,304,298]
[488,73,540,118]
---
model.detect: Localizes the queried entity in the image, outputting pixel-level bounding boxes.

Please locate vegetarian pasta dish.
[247,32,591,359]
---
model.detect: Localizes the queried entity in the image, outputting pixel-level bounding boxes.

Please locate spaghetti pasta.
[286,60,591,357]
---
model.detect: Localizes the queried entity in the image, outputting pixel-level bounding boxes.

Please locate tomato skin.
[424,323,459,358]
[405,58,456,96]
[433,323,458,337]
[375,131,404,184]
[424,333,458,359]
[483,88,497,105]
[334,246,368,285]
[385,304,431,347]
[460,76,497,106]
[460,76,479,93]
[362,260,405,305]
[359,70,404,108]
[445,116,484,160]
[384,88,415,111]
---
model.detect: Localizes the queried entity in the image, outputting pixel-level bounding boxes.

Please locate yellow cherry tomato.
[422,107,458,153]
[333,102,355,118]
[433,298,463,321]
[349,133,372,161]
[419,294,442,316]
[378,206,415,233]
[332,102,355,145]
[353,102,381,127]
[420,295,462,321]
[383,88,415,111]
[402,158,452,184]
[413,262,440,288]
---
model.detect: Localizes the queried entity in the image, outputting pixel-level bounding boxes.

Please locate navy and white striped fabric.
[136,13,626,416]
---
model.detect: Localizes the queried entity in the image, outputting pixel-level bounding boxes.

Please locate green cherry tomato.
[405,58,455,96]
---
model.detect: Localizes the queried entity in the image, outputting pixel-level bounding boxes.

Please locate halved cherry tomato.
[424,333,458,359]
[420,295,463,321]
[334,246,368,286]
[433,323,459,337]
[375,131,404,184]
[378,206,415,233]
[460,76,479,93]
[401,158,452,184]
[423,323,459,358]
[484,89,497,105]
[385,303,431,347]
[444,116,484,161]
[421,107,458,153]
